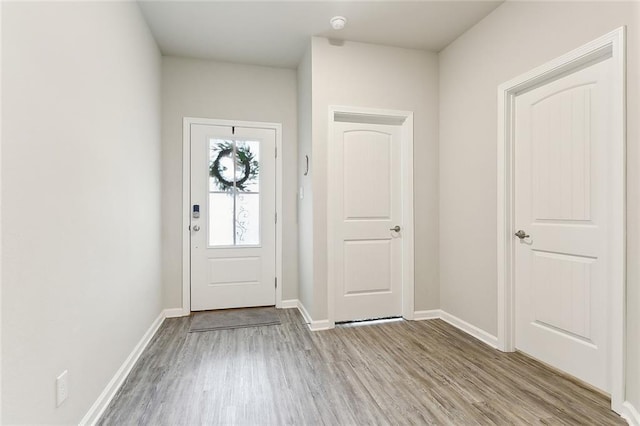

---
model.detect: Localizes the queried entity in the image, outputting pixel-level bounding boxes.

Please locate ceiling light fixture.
[330,16,347,30]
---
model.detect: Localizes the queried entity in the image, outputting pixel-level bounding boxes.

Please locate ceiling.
[138,1,504,69]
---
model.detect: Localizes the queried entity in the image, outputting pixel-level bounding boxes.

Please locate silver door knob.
[192,225,200,232]
[514,230,529,239]
[390,225,401,232]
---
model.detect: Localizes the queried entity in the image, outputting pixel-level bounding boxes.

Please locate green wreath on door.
[209,141,259,192]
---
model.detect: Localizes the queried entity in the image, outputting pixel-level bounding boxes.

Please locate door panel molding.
[182,117,283,314]
[497,27,625,412]
[327,105,414,327]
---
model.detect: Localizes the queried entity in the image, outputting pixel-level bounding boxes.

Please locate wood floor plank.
[98,312,624,426]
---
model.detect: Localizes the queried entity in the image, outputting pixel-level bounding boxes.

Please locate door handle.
[192,225,200,232]
[514,230,529,239]
[390,225,401,232]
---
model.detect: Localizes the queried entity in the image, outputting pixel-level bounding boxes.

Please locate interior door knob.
[514,229,529,239]
[192,225,200,232]
[390,225,401,232]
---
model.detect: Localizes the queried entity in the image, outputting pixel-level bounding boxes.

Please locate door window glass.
[208,139,260,246]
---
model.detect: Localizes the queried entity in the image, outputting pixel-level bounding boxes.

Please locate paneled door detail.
[514,56,614,392]
[190,124,276,311]
[333,122,402,322]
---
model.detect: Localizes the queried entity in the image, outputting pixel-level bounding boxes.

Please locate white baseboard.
[296,300,333,331]
[413,309,442,321]
[164,308,188,318]
[622,401,640,426]
[308,319,333,331]
[440,311,498,349]
[280,299,299,309]
[413,309,498,349]
[296,300,313,326]
[79,310,167,425]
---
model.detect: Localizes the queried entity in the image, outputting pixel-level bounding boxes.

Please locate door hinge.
[275,277,278,288]
[275,146,278,158]
[275,212,278,224]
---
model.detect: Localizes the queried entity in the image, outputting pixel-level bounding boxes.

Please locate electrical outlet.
[56,370,68,407]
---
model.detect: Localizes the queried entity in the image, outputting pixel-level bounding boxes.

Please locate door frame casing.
[327,105,415,328]
[181,117,283,315]
[496,27,626,412]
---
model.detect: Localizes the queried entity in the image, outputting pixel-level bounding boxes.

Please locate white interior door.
[514,56,614,392]
[333,121,403,322]
[190,124,276,311]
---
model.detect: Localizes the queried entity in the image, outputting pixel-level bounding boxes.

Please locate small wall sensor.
[330,16,347,30]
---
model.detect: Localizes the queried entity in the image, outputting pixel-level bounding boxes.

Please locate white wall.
[307,37,439,319]
[2,2,162,424]
[297,46,314,312]
[161,57,298,307]
[438,0,639,414]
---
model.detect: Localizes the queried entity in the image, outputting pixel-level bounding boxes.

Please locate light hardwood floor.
[99,308,624,425]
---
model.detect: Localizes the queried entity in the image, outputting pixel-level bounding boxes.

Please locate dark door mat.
[189,307,281,333]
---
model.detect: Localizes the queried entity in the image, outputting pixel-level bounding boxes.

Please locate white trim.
[182,117,284,314]
[326,106,415,326]
[275,123,283,309]
[401,113,415,320]
[622,401,640,426]
[413,310,498,349]
[496,27,626,412]
[280,299,299,309]
[182,120,191,316]
[297,300,313,324]
[307,319,332,331]
[296,300,332,331]
[79,310,167,426]
[163,308,187,318]
[440,311,498,349]
[413,309,442,321]
[0,2,4,423]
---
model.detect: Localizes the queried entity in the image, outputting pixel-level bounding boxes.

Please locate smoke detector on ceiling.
[330,16,347,30]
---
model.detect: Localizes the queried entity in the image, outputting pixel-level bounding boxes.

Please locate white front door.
[190,124,276,311]
[514,55,615,392]
[332,121,403,322]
